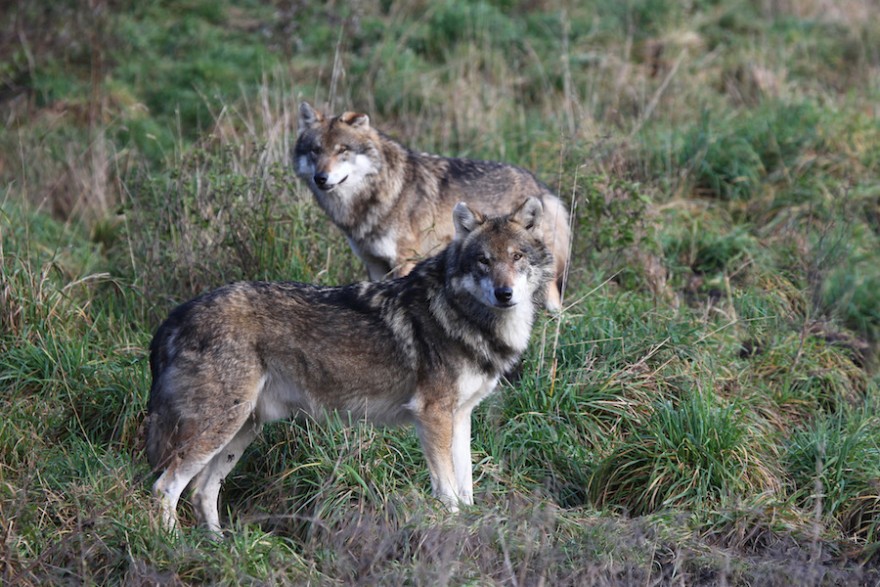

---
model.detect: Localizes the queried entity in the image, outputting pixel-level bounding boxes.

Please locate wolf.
[292,102,570,311]
[145,198,554,534]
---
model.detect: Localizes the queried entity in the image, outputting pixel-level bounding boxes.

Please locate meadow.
[1,1,879,584]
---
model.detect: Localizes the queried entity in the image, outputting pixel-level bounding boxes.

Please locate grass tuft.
[590,389,781,515]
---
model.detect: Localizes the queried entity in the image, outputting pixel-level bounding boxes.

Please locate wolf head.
[450,197,554,312]
[293,102,381,199]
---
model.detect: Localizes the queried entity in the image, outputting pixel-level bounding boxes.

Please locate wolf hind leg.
[153,454,214,534]
[541,194,571,312]
[152,395,258,534]
[545,282,562,312]
[190,416,260,536]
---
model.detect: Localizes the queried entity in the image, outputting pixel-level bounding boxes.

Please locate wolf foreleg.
[414,410,459,511]
[451,410,474,505]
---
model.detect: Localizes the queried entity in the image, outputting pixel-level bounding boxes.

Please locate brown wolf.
[292,102,570,310]
[146,198,554,534]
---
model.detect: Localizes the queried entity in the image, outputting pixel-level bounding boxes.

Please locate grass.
[589,388,781,516]
[2,0,880,584]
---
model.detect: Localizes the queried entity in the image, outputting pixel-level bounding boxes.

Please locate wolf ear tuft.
[341,112,370,129]
[453,202,484,239]
[298,102,323,134]
[512,197,544,234]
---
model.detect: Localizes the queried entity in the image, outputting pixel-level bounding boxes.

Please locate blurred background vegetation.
[1,0,879,584]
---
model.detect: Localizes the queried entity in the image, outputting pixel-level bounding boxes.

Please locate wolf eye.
[310,145,321,155]
[512,252,523,261]
[478,256,491,266]
[337,144,349,154]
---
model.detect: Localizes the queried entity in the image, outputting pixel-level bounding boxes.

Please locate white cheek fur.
[330,154,379,195]
[327,160,354,185]
[509,273,529,305]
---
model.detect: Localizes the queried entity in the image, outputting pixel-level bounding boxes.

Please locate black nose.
[314,172,328,187]
[494,286,513,304]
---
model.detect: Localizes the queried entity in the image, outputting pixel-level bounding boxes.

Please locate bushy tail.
[145,321,178,470]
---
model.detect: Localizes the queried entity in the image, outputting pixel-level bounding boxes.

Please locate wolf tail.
[145,320,179,470]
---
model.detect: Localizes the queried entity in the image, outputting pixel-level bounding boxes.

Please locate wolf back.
[292,102,570,310]
[145,198,554,533]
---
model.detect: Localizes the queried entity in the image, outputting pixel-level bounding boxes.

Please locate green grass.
[590,388,781,515]
[785,407,880,542]
[2,0,880,584]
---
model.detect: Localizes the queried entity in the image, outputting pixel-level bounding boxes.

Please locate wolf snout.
[494,286,514,305]
[314,172,347,190]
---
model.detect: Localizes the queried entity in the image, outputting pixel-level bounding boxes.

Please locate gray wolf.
[145,198,554,534]
[292,102,570,311]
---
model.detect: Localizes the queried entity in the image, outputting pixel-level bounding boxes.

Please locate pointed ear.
[453,202,484,239]
[298,102,323,134]
[340,111,370,129]
[512,197,544,234]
